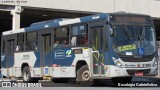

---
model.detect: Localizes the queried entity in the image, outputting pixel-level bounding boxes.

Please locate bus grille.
[127,69,151,75]
[121,58,152,62]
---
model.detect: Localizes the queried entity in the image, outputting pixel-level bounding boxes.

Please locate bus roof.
[2,13,109,36]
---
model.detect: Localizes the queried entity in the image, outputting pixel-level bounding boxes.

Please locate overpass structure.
[0,0,160,16]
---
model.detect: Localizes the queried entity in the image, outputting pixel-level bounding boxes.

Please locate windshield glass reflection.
[112,25,156,56]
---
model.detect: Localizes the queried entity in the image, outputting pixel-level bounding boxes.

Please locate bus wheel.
[22,66,38,83]
[76,65,94,86]
[112,76,132,86]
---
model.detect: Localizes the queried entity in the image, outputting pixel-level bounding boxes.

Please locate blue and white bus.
[1,13,158,85]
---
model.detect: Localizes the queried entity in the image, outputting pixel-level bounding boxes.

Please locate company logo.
[92,16,100,19]
[66,50,71,55]
[2,82,11,87]
[1,0,28,4]
[66,50,72,57]
[125,64,136,68]
[2,82,42,87]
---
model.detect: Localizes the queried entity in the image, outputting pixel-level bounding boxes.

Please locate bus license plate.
[135,72,144,76]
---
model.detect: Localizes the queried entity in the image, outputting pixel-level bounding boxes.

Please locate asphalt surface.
[0,76,160,87]
[0,77,160,90]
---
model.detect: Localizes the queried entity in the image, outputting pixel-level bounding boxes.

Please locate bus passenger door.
[90,26,105,77]
[40,33,52,76]
[6,39,15,77]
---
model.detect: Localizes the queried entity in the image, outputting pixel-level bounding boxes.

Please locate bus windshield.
[112,25,156,56]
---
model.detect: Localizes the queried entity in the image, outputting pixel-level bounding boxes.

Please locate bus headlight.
[112,57,124,68]
[116,61,124,68]
[154,61,158,67]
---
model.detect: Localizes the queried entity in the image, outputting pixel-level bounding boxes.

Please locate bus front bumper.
[107,65,158,78]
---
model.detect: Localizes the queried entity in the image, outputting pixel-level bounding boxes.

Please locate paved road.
[0,77,160,87]
[39,77,160,87]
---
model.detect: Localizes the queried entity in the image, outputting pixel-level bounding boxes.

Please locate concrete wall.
[115,0,160,18]
[0,0,160,17]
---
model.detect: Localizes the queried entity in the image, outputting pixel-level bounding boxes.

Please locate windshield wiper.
[123,25,133,40]
[141,26,145,40]
[135,26,145,41]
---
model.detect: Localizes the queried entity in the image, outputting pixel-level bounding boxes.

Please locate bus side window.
[25,32,38,51]
[71,36,76,46]
[54,27,69,47]
[71,24,87,46]
[17,34,24,52]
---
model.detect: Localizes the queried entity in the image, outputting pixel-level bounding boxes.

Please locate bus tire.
[22,66,38,83]
[112,76,132,86]
[76,65,94,86]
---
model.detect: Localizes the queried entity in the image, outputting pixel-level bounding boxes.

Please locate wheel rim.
[82,70,90,81]
[24,71,29,81]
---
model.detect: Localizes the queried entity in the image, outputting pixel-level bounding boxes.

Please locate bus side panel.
[30,67,42,77]
[52,48,76,78]
[52,48,75,66]
[14,51,41,77]
[1,54,14,77]
[71,48,91,77]
[71,48,91,66]
[104,51,111,65]
[1,55,7,77]
[51,67,75,78]
[14,67,21,77]
[1,54,6,68]
[51,67,61,77]
[60,67,75,77]
[8,54,14,77]
[1,68,7,77]
[14,52,39,67]
[33,52,41,67]
[51,47,90,78]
